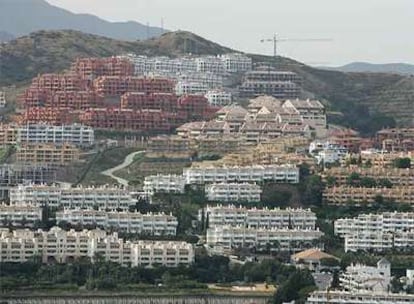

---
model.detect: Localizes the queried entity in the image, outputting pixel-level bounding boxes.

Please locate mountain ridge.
[0,0,166,41]
[320,62,414,75]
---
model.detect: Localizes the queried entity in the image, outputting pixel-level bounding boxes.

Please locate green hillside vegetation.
[1,30,412,132]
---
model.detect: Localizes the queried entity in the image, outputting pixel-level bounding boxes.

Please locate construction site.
[17,57,219,133]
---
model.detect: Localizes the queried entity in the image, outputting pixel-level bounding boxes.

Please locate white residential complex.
[205,90,232,106]
[218,53,253,73]
[340,259,391,293]
[0,227,194,267]
[335,212,414,252]
[123,53,252,75]
[0,204,42,227]
[183,165,300,184]
[306,291,414,304]
[205,183,262,202]
[201,205,316,229]
[56,210,178,235]
[206,226,323,251]
[10,184,137,210]
[344,230,414,252]
[309,140,348,165]
[17,124,94,148]
[143,174,186,196]
[335,212,414,237]
[175,81,208,96]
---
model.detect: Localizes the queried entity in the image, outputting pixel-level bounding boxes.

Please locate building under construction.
[71,57,135,79]
[15,144,80,165]
[21,90,104,110]
[93,76,175,96]
[19,107,74,125]
[0,164,56,198]
[121,92,178,112]
[239,68,302,99]
[31,73,89,92]
[79,108,178,132]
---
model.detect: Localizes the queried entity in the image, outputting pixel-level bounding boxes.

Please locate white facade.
[205,183,262,202]
[340,259,391,293]
[175,81,208,96]
[206,225,323,251]
[0,204,42,227]
[9,184,137,210]
[205,90,232,106]
[335,212,414,237]
[0,91,6,108]
[0,227,194,267]
[183,165,300,184]
[219,53,253,73]
[56,210,177,235]
[309,140,348,165]
[17,124,94,148]
[201,205,316,229]
[344,230,414,252]
[306,291,414,304]
[143,174,186,196]
[335,212,414,252]
[196,56,225,75]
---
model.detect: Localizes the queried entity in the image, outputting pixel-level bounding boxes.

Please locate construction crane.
[260,34,332,58]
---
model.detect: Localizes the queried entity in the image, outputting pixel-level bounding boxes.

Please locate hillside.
[321,62,414,75]
[0,30,413,131]
[0,30,232,85]
[0,0,165,41]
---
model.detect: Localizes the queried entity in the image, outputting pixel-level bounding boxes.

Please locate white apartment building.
[206,225,323,251]
[0,227,194,267]
[219,53,253,73]
[196,56,225,75]
[340,259,391,293]
[183,164,300,184]
[344,230,414,252]
[143,174,186,197]
[0,91,6,108]
[335,212,414,237]
[175,81,208,96]
[205,183,262,202]
[17,124,94,148]
[201,205,316,229]
[205,90,232,106]
[179,72,223,89]
[309,140,348,165]
[56,210,177,235]
[0,204,42,227]
[306,290,414,304]
[9,184,137,210]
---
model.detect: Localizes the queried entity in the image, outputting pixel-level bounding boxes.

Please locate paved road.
[101,150,144,186]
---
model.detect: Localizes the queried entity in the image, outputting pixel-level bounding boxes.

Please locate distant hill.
[0,29,412,131]
[0,0,166,41]
[321,62,414,75]
[0,31,15,42]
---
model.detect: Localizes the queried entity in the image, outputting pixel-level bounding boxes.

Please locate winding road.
[101,150,145,186]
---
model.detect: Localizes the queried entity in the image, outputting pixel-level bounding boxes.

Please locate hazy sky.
[47,0,414,66]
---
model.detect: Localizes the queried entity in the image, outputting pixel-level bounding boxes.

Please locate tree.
[326,176,337,187]
[301,175,324,206]
[273,270,316,304]
[393,157,411,169]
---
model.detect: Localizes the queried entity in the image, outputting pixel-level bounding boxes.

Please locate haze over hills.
[0,0,166,41]
[0,30,413,131]
[321,62,414,75]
